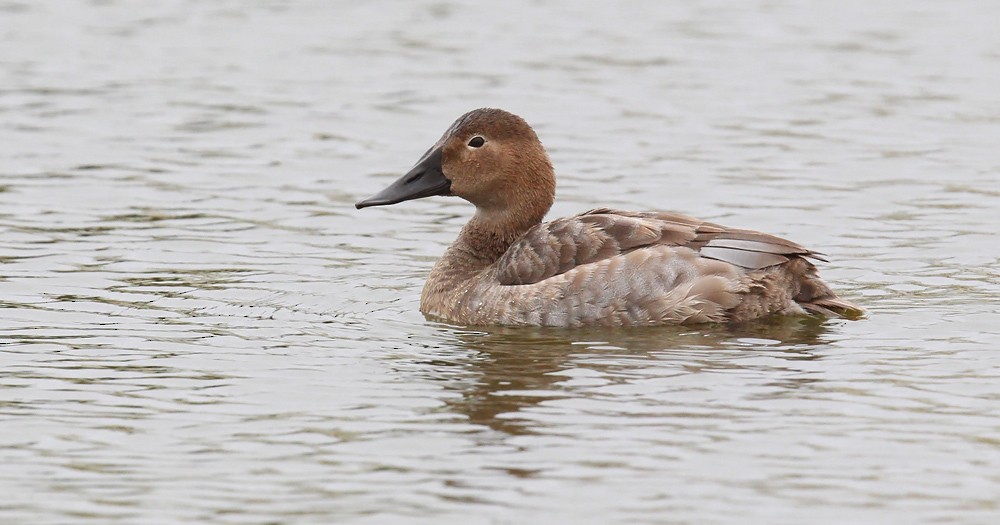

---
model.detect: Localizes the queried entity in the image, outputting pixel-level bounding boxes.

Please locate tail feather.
[789,258,864,320]
[801,296,865,320]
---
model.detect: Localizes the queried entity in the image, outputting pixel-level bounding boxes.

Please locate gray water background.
[2,1,999,523]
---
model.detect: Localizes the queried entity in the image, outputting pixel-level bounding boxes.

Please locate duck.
[356,108,862,327]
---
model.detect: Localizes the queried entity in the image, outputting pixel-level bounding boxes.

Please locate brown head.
[356,108,556,227]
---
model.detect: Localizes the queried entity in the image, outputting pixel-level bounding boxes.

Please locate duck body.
[357,108,862,327]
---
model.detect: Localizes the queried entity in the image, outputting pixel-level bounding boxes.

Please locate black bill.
[355,147,450,209]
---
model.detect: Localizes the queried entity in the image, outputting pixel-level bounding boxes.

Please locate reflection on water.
[435,319,833,436]
[2,0,1000,523]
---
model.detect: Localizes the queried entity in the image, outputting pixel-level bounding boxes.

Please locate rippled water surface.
[3,1,1000,523]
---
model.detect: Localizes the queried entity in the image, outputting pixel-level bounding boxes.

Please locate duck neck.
[463,207,544,261]
[432,192,547,281]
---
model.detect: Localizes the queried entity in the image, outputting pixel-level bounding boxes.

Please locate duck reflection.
[430,316,835,436]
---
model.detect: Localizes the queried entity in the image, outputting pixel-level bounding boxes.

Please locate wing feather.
[495,208,824,285]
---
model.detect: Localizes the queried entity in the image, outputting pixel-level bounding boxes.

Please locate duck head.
[356,108,556,221]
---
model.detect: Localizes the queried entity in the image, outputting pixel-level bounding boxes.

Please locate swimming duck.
[356,108,862,327]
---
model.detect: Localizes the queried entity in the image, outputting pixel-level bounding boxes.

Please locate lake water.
[2,1,999,523]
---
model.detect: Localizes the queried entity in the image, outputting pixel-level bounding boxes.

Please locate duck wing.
[495,207,825,286]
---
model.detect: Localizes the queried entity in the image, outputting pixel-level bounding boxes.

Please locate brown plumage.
[356,108,863,327]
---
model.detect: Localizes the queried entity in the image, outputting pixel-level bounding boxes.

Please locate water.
[2,1,999,523]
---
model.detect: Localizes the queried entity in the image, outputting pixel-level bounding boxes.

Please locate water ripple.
[2,0,999,523]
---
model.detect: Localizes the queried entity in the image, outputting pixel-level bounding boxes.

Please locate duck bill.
[355,148,451,209]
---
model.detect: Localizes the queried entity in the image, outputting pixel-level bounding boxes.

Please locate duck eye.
[467,136,485,148]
